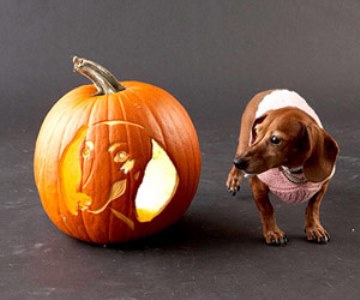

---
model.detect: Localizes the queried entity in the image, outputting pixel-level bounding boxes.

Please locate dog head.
[234,107,339,182]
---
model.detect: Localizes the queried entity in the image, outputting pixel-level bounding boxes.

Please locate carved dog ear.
[303,125,339,182]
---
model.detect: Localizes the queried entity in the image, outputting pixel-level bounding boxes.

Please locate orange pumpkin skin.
[34,68,201,244]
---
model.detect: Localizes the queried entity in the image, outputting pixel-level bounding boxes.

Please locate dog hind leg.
[304,182,330,244]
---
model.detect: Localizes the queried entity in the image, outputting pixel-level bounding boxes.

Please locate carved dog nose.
[233,157,248,170]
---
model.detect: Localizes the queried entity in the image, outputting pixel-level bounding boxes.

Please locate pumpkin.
[34,57,201,244]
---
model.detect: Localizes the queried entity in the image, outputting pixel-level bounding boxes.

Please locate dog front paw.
[305,225,330,244]
[226,167,243,196]
[264,228,288,246]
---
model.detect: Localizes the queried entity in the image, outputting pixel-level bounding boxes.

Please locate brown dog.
[226,90,339,245]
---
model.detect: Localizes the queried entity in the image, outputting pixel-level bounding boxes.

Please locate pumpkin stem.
[73,56,126,95]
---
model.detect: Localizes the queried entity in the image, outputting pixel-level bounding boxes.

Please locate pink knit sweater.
[258,168,324,204]
[255,90,329,204]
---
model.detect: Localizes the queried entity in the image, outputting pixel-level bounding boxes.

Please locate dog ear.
[303,125,339,182]
[251,114,268,144]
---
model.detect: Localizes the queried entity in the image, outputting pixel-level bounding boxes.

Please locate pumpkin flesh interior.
[135,140,179,222]
[60,126,92,215]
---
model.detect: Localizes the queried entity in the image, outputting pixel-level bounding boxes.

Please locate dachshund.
[226,90,339,246]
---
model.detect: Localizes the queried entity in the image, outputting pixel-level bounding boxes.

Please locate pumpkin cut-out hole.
[135,139,179,222]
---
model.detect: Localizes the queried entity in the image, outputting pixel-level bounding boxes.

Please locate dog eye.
[270,135,281,145]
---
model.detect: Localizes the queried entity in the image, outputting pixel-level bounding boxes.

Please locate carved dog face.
[60,120,179,229]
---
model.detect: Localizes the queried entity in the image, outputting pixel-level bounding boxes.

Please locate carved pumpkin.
[34,57,201,244]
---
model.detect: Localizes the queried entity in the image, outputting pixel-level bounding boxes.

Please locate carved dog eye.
[82,147,91,158]
[270,135,281,145]
[82,141,94,158]
[114,151,128,163]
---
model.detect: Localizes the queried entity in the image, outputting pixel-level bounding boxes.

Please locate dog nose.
[233,157,248,170]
